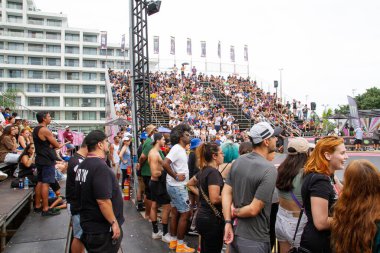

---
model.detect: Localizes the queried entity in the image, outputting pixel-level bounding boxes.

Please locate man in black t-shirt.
[75,130,124,253]
[66,142,87,253]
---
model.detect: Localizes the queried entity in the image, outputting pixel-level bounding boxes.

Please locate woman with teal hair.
[218,142,239,179]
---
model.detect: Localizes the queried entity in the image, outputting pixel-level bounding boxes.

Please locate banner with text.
[230,45,235,62]
[153,36,159,54]
[100,31,107,50]
[244,45,248,61]
[170,36,175,55]
[187,38,192,56]
[201,41,206,58]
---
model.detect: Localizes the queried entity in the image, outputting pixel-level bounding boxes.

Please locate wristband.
[225,220,232,224]
[175,175,179,181]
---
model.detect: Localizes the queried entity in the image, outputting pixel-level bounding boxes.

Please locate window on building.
[28,57,43,65]
[28,17,44,25]
[46,19,62,27]
[8,15,23,23]
[65,46,79,54]
[46,32,61,40]
[46,58,61,66]
[82,85,96,94]
[9,70,23,78]
[100,111,106,120]
[0,42,4,50]
[65,59,79,67]
[65,33,79,41]
[28,44,43,52]
[45,97,60,106]
[49,111,60,120]
[101,61,114,68]
[28,30,44,39]
[46,71,61,79]
[7,1,23,9]
[0,56,3,64]
[0,83,4,92]
[46,84,60,93]
[0,70,3,78]
[100,49,114,56]
[116,49,126,57]
[66,72,79,80]
[28,97,43,106]
[99,85,106,94]
[82,72,97,81]
[83,34,97,42]
[46,45,61,53]
[82,111,96,120]
[8,42,24,51]
[65,98,80,107]
[7,83,24,90]
[28,83,43,92]
[99,98,105,107]
[28,70,43,79]
[83,60,97,68]
[9,29,24,37]
[65,85,79,93]
[65,111,79,120]
[83,47,97,55]
[8,56,24,64]
[82,98,96,107]
[100,73,106,81]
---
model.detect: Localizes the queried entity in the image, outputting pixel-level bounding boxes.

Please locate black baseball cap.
[85,130,107,146]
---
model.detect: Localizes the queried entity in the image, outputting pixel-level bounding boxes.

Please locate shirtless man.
[148,133,171,241]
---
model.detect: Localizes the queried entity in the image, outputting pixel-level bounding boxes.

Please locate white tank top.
[113,144,120,163]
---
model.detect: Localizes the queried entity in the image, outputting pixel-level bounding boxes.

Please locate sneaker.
[162,233,172,243]
[0,171,8,181]
[187,229,199,236]
[33,207,42,213]
[41,208,61,216]
[169,240,177,250]
[176,243,195,253]
[152,230,163,239]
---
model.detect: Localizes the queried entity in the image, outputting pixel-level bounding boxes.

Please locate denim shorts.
[166,184,190,213]
[275,206,307,246]
[37,165,56,184]
[72,214,83,239]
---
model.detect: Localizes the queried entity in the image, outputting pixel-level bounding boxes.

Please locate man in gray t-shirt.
[222,122,281,253]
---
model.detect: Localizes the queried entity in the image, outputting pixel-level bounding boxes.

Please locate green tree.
[355,87,380,110]
[334,104,349,115]
[322,108,335,133]
[0,89,20,110]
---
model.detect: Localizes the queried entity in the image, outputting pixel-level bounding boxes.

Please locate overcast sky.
[35,0,380,112]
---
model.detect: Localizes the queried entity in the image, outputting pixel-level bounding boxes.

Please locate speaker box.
[274,81,278,88]
[311,102,316,111]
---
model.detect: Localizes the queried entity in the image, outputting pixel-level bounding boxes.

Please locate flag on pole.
[218,41,221,59]
[230,45,235,62]
[347,96,361,128]
[201,41,206,58]
[187,38,192,56]
[153,36,159,54]
[170,36,175,55]
[244,45,248,61]
[100,31,107,50]
[121,34,125,52]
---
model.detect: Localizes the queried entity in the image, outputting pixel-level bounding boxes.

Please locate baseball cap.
[65,125,70,129]
[145,124,157,135]
[190,138,202,150]
[85,130,107,146]
[249,122,282,144]
[122,136,131,142]
[140,132,148,140]
[287,137,314,155]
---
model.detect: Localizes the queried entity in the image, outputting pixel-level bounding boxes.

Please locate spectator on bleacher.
[75,130,123,253]
[18,129,32,150]
[238,142,253,155]
[33,112,65,216]
[119,136,132,188]
[63,126,75,155]
[66,142,87,253]
[14,143,36,178]
[0,125,20,164]
[2,107,11,119]
[21,119,32,133]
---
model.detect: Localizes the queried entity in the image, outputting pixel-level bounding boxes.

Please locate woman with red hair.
[300,136,348,253]
[331,160,380,253]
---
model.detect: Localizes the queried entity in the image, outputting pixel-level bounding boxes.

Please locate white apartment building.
[0,0,129,132]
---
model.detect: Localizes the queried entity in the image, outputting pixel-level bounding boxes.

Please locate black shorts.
[81,227,123,253]
[373,139,379,145]
[149,180,171,205]
[37,165,56,184]
[354,139,362,145]
[142,176,152,200]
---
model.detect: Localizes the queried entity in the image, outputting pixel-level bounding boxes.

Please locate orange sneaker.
[169,240,177,250]
[176,243,195,253]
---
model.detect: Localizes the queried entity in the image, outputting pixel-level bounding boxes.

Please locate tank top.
[32,126,57,167]
[113,144,120,163]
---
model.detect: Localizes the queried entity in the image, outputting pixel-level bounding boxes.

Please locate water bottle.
[24,177,29,190]
[19,178,24,189]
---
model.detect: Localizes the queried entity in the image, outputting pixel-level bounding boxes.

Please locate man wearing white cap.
[222,122,281,253]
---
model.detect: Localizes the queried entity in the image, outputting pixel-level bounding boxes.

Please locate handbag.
[288,192,311,253]
[199,184,223,220]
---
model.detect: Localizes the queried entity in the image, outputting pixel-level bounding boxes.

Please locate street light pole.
[279,68,283,103]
